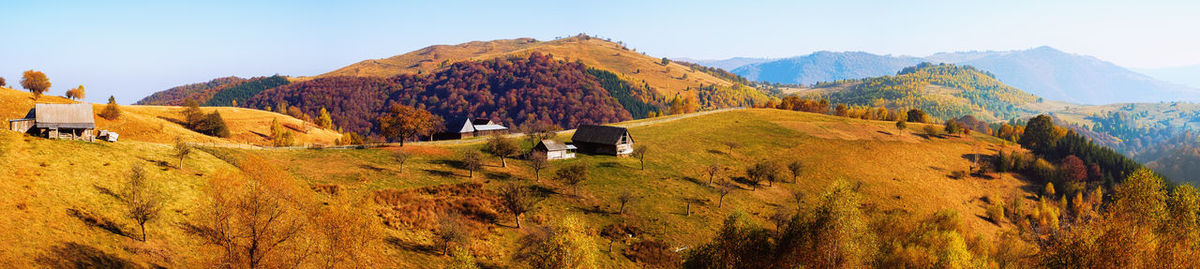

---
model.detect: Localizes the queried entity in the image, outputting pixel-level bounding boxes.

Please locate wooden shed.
[14,104,97,141]
[531,140,576,160]
[571,125,633,156]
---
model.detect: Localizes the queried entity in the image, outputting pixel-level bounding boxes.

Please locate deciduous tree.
[377,104,443,146]
[99,96,121,120]
[632,145,649,170]
[317,107,333,129]
[174,138,192,169]
[555,163,589,196]
[617,191,636,214]
[486,135,519,168]
[1061,155,1087,183]
[786,161,803,183]
[21,70,50,100]
[65,85,85,100]
[460,150,484,178]
[499,184,538,228]
[527,152,549,182]
[123,164,162,241]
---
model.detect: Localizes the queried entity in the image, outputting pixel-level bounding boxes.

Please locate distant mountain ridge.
[696,47,1200,105]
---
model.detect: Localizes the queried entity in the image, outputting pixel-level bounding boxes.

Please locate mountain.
[712,47,1200,105]
[805,63,1038,121]
[671,57,773,71]
[731,51,924,85]
[1135,64,1200,89]
[938,46,1200,105]
[135,76,248,106]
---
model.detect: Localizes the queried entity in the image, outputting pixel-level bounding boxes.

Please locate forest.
[135,76,248,106]
[203,75,290,107]
[812,63,1037,121]
[247,52,633,136]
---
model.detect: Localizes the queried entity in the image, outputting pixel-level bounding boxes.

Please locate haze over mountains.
[694,46,1200,105]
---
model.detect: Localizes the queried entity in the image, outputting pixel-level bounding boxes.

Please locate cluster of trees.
[1018,115,1141,187]
[181,99,230,138]
[99,96,121,120]
[586,68,661,119]
[136,76,249,106]
[674,61,751,85]
[65,85,85,100]
[812,63,1036,121]
[694,83,770,110]
[248,52,633,136]
[203,75,290,107]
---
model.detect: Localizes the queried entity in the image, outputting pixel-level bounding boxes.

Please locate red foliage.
[1061,155,1088,183]
[247,52,631,135]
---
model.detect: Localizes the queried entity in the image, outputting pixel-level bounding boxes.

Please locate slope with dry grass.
[1,87,339,146]
[0,108,1035,267]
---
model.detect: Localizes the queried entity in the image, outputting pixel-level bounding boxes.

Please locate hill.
[671,57,773,71]
[1,87,339,146]
[0,108,1034,267]
[731,51,924,85]
[803,63,1039,121]
[713,47,1200,104]
[318,35,760,102]
[135,75,290,107]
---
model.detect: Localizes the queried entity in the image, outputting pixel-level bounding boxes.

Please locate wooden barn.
[531,139,577,160]
[8,104,97,141]
[571,125,633,156]
[434,117,509,140]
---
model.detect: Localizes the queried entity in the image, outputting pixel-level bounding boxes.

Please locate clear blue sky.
[3,0,1198,104]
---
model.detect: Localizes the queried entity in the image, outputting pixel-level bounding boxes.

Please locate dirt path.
[192,107,746,149]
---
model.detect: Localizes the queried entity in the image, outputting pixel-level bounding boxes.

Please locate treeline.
[813,63,1037,121]
[247,52,632,135]
[674,61,751,85]
[204,75,290,107]
[586,68,662,119]
[135,76,248,106]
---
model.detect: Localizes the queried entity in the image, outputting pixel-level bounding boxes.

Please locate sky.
[3,0,1199,104]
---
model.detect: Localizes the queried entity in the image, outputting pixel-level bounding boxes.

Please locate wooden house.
[8,104,97,141]
[571,125,633,156]
[531,139,576,160]
[434,117,509,140]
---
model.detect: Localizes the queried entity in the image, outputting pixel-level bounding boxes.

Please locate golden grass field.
[314,36,736,101]
[0,87,340,146]
[0,99,1037,267]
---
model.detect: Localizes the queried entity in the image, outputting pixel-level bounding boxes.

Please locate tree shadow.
[598,162,622,168]
[485,171,515,181]
[137,156,171,169]
[421,169,456,178]
[36,242,137,269]
[681,176,706,186]
[706,149,727,156]
[528,185,558,198]
[93,184,122,201]
[155,116,185,126]
[384,237,440,256]
[358,164,388,173]
[66,208,131,238]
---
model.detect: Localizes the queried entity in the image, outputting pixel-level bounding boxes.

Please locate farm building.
[531,139,577,160]
[8,103,97,141]
[571,124,633,156]
[434,117,509,140]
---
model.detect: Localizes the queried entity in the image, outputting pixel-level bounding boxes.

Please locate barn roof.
[445,117,508,133]
[33,103,95,129]
[571,125,629,145]
[537,139,569,151]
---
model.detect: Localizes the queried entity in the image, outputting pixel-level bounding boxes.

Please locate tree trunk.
[608,239,614,252]
[619,203,626,214]
[719,196,725,208]
[140,222,147,241]
[640,159,645,170]
[708,175,714,185]
[534,171,540,182]
[469,169,474,178]
[501,157,507,168]
[515,213,521,228]
[179,156,184,170]
[685,201,691,216]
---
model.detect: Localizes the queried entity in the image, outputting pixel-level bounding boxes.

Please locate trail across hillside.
[185,107,744,149]
[407,107,745,146]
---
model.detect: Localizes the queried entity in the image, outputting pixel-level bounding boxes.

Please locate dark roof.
[571,125,630,145]
[536,140,569,151]
[33,104,95,129]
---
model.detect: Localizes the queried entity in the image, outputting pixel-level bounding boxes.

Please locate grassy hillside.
[0,108,1035,267]
[318,35,747,102]
[1,88,339,146]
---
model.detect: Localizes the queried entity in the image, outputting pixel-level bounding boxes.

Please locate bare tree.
[617,191,636,214]
[745,161,781,190]
[721,141,740,155]
[499,184,538,228]
[527,152,549,182]
[174,138,192,170]
[703,164,721,185]
[791,189,806,209]
[123,164,162,241]
[434,212,470,255]
[632,145,649,170]
[786,161,803,183]
[716,180,735,208]
[393,151,411,174]
[460,150,484,178]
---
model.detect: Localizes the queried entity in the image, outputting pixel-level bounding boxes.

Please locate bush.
[986,203,1005,224]
[923,125,941,136]
[624,239,680,268]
